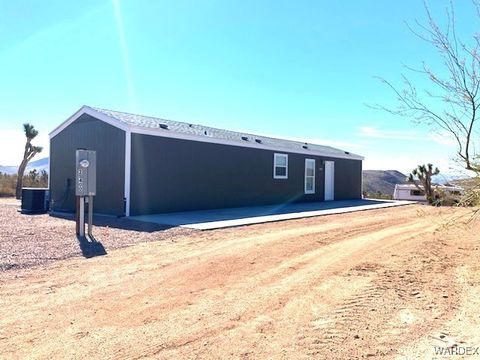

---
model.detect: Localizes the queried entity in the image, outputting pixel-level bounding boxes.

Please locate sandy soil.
[0,204,479,359]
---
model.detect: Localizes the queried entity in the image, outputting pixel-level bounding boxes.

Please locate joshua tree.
[407,163,440,204]
[27,169,39,184]
[40,169,48,186]
[15,123,43,199]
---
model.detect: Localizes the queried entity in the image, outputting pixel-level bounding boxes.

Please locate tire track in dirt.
[0,207,427,360]
[110,214,452,360]
[296,222,464,359]
[0,205,474,360]
[393,220,480,359]
[91,213,423,328]
[119,219,439,359]
[153,212,462,358]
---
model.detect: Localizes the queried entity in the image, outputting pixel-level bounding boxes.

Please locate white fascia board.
[124,130,131,217]
[49,106,131,139]
[50,107,364,161]
[129,125,364,161]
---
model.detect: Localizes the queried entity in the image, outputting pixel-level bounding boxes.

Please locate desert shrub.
[0,170,48,197]
[432,189,461,207]
[0,173,16,197]
[363,191,393,200]
[457,179,480,207]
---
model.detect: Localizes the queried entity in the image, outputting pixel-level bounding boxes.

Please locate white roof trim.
[49,106,130,138]
[49,106,364,161]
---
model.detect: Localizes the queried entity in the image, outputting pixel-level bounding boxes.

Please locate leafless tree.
[374,1,480,174]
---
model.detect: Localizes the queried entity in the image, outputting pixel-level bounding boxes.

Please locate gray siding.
[130,134,362,215]
[334,159,363,200]
[50,114,126,216]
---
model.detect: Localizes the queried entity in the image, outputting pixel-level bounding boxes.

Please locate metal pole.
[75,196,80,235]
[79,196,85,237]
[88,195,93,237]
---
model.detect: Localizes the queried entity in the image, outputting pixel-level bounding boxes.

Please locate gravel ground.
[0,198,194,272]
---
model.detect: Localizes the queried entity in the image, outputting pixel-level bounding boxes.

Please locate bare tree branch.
[374,1,480,173]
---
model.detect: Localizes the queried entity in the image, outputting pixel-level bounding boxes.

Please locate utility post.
[75,150,96,238]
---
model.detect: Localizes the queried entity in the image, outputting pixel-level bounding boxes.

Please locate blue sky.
[0,0,476,176]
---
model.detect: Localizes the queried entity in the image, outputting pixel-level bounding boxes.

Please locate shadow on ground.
[50,212,174,233]
[77,235,107,258]
[51,199,404,231]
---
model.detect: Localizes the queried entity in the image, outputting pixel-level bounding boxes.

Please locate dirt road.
[0,205,479,359]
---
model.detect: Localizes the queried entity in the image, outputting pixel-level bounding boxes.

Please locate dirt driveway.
[0,204,479,359]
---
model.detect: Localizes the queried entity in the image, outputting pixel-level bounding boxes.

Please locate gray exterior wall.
[130,133,362,215]
[50,114,126,216]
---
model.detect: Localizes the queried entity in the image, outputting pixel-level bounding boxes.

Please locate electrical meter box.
[75,150,96,196]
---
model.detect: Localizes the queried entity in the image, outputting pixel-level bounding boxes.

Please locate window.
[410,189,424,196]
[273,153,288,179]
[305,159,315,194]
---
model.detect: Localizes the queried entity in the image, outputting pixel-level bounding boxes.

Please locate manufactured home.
[393,183,463,202]
[49,106,364,216]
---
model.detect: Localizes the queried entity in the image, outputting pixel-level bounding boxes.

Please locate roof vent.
[159,123,169,130]
[345,151,350,155]
[241,136,249,141]
[255,139,262,144]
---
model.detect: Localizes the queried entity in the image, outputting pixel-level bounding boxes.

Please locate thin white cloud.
[357,126,423,141]
[0,130,49,165]
[279,136,364,150]
[362,150,466,176]
[358,126,458,147]
[428,131,457,146]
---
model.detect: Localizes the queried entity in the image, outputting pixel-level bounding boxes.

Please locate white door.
[324,161,334,201]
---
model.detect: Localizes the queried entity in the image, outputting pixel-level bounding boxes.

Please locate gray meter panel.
[75,150,96,196]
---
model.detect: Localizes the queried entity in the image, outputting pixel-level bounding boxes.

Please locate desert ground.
[0,200,479,359]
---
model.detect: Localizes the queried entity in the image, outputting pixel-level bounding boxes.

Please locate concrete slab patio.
[130,199,416,230]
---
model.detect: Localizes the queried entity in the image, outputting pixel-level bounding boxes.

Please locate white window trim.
[304,158,315,194]
[273,153,288,179]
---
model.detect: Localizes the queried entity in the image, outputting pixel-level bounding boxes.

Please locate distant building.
[393,184,463,202]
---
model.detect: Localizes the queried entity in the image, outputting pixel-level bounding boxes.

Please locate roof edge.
[49,106,131,139]
[128,124,364,160]
[49,106,364,161]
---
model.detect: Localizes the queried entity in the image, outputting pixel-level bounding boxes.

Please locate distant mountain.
[432,173,467,184]
[363,170,407,196]
[451,177,478,190]
[0,165,18,175]
[26,157,49,172]
[0,157,49,175]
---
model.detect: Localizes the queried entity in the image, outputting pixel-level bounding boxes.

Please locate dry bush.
[457,177,480,207]
[455,177,480,223]
[0,170,48,197]
[362,191,393,200]
[0,173,17,197]
[432,190,461,207]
